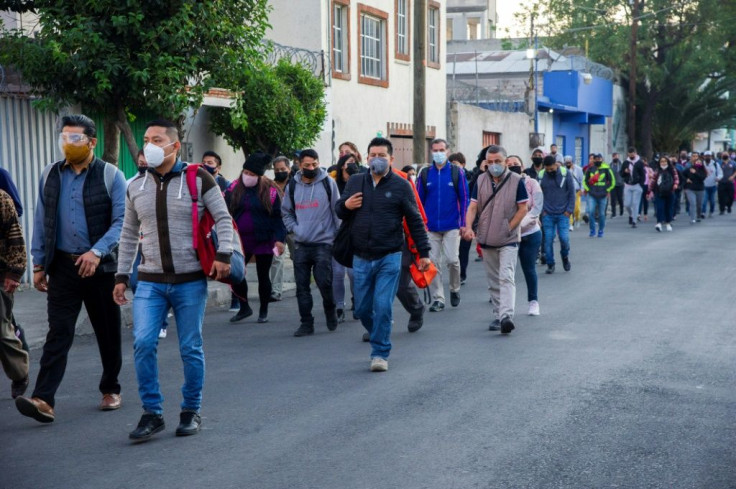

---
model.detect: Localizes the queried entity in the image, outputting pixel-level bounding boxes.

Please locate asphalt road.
[2,213,735,489]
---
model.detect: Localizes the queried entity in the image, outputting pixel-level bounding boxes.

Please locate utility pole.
[627,0,639,148]
[413,0,427,165]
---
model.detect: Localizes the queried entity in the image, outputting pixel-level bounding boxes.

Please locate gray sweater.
[116,162,235,285]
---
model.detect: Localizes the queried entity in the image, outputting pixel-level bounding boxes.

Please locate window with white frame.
[332,3,348,74]
[428,6,440,65]
[361,13,385,80]
[396,0,409,57]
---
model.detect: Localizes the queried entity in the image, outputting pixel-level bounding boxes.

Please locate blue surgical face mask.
[489,163,505,177]
[370,157,390,175]
[432,151,446,165]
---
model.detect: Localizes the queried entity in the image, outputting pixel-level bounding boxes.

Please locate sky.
[496,0,531,38]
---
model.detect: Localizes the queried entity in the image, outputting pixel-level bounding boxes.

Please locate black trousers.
[458,238,471,281]
[32,254,121,407]
[718,182,734,212]
[396,247,424,318]
[610,186,624,216]
[231,253,274,315]
[293,243,335,325]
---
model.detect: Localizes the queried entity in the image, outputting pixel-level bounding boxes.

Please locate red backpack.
[185,164,245,285]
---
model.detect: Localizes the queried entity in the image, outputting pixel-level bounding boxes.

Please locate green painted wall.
[92,114,156,179]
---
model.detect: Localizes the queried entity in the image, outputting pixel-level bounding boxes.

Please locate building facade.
[446,0,497,41]
[266,0,447,167]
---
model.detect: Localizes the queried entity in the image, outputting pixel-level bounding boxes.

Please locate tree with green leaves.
[208,57,327,158]
[0,0,270,165]
[517,0,736,157]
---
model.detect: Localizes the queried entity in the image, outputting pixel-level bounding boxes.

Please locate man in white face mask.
[462,145,528,335]
[416,138,469,312]
[113,119,236,443]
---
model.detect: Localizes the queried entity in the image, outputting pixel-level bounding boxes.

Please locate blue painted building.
[538,71,613,165]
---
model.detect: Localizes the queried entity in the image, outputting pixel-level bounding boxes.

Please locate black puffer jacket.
[336,171,430,261]
[621,158,646,185]
[683,164,707,191]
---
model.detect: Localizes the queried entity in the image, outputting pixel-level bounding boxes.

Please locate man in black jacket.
[336,137,430,372]
[621,147,646,228]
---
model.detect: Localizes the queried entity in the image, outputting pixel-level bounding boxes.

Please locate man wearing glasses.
[462,145,528,335]
[15,115,126,423]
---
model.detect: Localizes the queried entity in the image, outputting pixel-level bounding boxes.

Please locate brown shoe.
[100,393,122,411]
[15,396,55,423]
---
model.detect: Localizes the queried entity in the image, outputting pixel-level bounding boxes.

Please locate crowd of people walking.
[1,114,734,443]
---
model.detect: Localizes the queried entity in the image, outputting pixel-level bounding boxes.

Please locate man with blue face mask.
[416,138,469,312]
[336,137,431,372]
[462,145,528,335]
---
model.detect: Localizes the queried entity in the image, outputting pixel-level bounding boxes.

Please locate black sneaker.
[129,413,165,442]
[429,300,445,312]
[628,216,633,225]
[545,264,555,274]
[500,316,515,334]
[582,214,590,224]
[229,304,253,323]
[294,323,314,337]
[175,410,201,436]
[562,257,571,272]
[488,319,501,331]
[326,309,339,331]
[228,296,239,312]
[362,332,370,342]
[257,314,269,323]
[336,309,346,323]
[450,292,461,307]
[407,312,424,333]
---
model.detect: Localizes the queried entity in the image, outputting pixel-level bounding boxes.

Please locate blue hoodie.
[416,162,469,232]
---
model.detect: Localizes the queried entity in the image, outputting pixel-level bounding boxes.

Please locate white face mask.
[143,142,175,168]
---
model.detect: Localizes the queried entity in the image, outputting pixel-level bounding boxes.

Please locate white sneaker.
[569,224,574,231]
[528,300,540,316]
[158,329,167,339]
[666,224,673,232]
[370,357,388,372]
[655,223,662,232]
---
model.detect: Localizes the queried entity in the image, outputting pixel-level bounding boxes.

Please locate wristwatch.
[91,249,103,258]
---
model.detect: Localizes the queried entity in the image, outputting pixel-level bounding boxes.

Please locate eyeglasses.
[59,133,88,144]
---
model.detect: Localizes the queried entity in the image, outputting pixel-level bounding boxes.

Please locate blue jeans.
[702,186,717,214]
[542,214,570,265]
[133,279,208,414]
[587,195,608,232]
[518,230,542,302]
[353,252,402,360]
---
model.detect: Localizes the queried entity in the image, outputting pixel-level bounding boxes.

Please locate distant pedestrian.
[539,156,575,274]
[269,156,294,302]
[462,145,528,334]
[417,138,469,312]
[281,149,341,337]
[608,153,624,218]
[563,155,584,230]
[0,189,29,400]
[683,156,706,224]
[701,151,721,218]
[717,152,736,214]
[336,137,431,372]
[17,114,126,424]
[506,156,543,316]
[648,155,679,232]
[202,150,230,192]
[621,148,646,228]
[226,152,287,324]
[114,119,236,442]
[583,153,615,238]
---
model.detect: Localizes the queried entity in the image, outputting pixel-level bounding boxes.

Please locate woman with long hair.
[648,155,679,232]
[226,153,287,323]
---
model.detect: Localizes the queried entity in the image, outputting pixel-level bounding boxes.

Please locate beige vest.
[476,170,523,247]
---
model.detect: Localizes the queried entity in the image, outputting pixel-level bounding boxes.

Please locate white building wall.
[267,0,446,165]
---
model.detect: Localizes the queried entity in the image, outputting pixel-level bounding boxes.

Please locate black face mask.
[274,171,289,182]
[594,161,602,167]
[203,165,217,175]
[565,163,572,168]
[508,166,522,175]
[302,168,318,179]
[346,163,359,176]
[612,158,620,164]
[531,157,543,167]
[546,169,557,177]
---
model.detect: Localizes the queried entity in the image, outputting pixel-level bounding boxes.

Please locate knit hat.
[243,152,271,176]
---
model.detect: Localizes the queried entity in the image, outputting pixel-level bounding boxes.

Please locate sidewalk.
[13,259,296,350]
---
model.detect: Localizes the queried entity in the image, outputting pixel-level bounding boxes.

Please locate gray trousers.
[624,184,643,221]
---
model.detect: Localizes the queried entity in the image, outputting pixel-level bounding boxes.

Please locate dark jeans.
[702,186,717,214]
[293,243,335,325]
[655,193,674,224]
[33,254,122,407]
[396,247,424,317]
[231,253,273,315]
[718,182,734,212]
[458,238,471,280]
[639,184,649,216]
[518,230,542,302]
[673,189,683,216]
[610,186,624,216]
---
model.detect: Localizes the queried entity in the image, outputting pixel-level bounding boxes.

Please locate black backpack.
[657,169,674,195]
